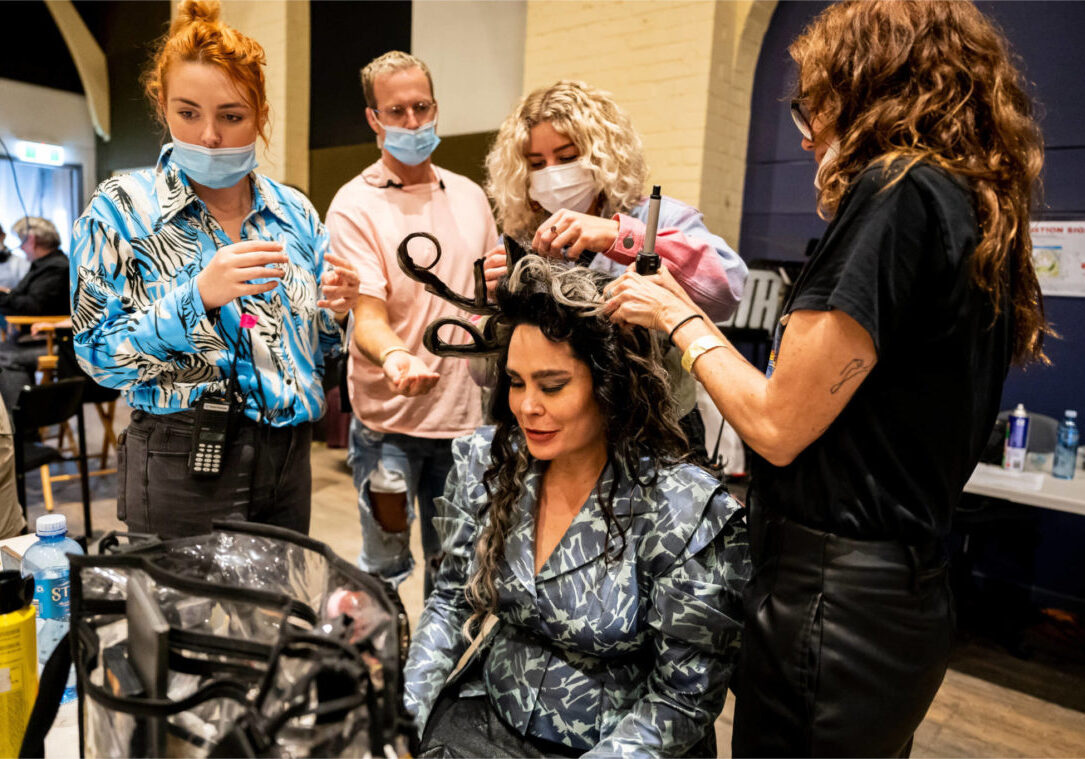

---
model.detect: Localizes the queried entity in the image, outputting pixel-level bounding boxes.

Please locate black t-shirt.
[749,163,1012,544]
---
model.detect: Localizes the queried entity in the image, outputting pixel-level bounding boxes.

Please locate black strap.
[19,631,72,758]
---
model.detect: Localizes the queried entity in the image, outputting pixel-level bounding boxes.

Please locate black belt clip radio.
[188,386,241,478]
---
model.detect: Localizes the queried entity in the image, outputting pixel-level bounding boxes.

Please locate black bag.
[21,521,415,758]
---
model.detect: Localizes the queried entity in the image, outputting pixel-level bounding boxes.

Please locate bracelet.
[681,335,727,374]
[379,345,410,365]
[668,313,704,344]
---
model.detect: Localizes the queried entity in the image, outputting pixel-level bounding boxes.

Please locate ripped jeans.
[347,418,454,594]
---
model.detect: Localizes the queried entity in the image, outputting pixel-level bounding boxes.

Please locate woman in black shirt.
[604,1,1048,755]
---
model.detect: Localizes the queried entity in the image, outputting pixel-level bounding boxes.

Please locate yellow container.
[0,574,38,759]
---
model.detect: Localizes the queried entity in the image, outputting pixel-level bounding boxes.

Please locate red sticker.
[240,314,258,329]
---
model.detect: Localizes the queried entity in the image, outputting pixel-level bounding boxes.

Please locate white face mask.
[814,138,841,191]
[528,161,598,214]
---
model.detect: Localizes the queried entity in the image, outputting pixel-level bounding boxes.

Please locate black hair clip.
[422,314,504,357]
[397,232,496,315]
[397,231,506,355]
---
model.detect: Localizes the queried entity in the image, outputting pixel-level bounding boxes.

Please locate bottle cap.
[1066,410,1078,419]
[1015,403,1026,413]
[0,570,34,614]
[36,513,67,537]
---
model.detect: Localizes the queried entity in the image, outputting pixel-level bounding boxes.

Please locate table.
[4,316,70,373]
[0,533,79,757]
[964,463,1085,517]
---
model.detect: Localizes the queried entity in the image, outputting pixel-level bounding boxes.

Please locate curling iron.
[635,185,662,275]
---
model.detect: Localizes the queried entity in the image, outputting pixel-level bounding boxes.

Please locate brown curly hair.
[790,0,1048,364]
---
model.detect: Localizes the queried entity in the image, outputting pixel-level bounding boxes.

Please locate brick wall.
[523,0,775,248]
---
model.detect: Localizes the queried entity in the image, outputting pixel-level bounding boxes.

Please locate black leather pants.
[731,515,954,757]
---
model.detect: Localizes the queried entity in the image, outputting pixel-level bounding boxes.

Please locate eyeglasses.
[790,98,813,140]
[371,100,436,127]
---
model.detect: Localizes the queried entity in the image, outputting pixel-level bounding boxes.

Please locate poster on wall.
[1030,220,1085,297]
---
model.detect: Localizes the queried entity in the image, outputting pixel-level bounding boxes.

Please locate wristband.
[668,313,704,344]
[379,345,410,365]
[681,335,727,374]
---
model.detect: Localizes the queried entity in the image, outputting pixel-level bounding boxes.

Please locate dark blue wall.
[740,1,1085,611]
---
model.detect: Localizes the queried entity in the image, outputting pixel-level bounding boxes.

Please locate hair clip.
[397,231,509,356]
[422,315,505,357]
[397,232,497,315]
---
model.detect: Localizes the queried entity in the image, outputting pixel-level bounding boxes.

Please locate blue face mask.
[381,122,441,166]
[170,136,258,189]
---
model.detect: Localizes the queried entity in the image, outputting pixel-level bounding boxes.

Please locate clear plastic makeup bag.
[21,521,414,758]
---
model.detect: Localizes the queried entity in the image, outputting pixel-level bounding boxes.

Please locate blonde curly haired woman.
[481,80,746,325]
[481,81,747,456]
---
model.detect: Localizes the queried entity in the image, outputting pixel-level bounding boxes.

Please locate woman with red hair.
[606,1,1048,755]
[70,0,359,538]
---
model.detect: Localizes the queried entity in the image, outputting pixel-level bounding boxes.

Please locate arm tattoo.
[830,358,871,394]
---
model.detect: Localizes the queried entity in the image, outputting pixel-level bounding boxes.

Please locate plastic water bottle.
[20,514,84,704]
[1003,403,1030,472]
[1053,410,1079,480]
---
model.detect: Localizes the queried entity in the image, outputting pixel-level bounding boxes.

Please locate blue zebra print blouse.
[70,145,343,426]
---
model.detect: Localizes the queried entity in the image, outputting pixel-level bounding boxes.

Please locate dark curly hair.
[463,256,688,634]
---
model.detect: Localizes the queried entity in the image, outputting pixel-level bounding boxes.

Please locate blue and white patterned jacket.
[404,428,750,757]
[70,145,343,426]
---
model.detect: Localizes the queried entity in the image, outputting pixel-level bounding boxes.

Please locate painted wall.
[308,0,522,215]
[1,1,83,94]
[0,78,96,213]
[411,0,525,139]
[75,1,171,182]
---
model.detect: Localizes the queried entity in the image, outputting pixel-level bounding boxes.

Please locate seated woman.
[481,80,748,457]
[404,257,750,758]
[482,80,746,321]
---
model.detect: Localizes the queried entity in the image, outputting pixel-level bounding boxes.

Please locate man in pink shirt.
[326,51,498,592]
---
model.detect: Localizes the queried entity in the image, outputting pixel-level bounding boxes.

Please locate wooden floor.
[26,412,1085,758]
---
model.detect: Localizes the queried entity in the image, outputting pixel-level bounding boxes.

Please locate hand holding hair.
[532,209,618,261]
[602,264,704,337]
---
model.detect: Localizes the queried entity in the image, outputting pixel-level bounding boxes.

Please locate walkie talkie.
[188,391,234,477]
[635,185,663,275]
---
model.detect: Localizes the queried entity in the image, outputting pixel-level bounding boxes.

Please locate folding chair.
[12,377,92,538]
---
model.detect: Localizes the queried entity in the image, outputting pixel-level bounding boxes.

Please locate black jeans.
[118,409,312,539]
[731,513,953,758]
[0,338,45,412]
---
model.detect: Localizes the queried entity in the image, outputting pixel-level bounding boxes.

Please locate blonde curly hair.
[485,80,648,239]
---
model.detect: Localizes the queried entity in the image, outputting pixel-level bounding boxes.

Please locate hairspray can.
[1003,403,1030,472]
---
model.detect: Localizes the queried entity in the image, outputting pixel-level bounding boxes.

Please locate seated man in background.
[0,216,71,411]
[0,221,31,292]
[0,221,31,334]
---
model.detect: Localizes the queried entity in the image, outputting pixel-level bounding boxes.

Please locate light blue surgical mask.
[381,122,440,166]
[169,136,258,189]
